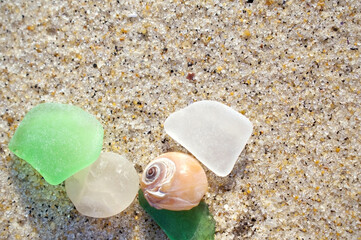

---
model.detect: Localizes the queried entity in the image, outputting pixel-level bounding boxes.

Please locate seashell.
[140,152,208,211]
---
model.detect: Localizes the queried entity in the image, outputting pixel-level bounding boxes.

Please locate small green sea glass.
[139,190,215,240]
[9,103,103,185]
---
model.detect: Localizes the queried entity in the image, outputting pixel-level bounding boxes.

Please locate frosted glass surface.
[65,152,139,218]
[164,101,253,177]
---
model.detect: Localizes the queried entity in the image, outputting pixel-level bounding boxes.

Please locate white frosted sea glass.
[164,101,253,177]
[65,152,139,218]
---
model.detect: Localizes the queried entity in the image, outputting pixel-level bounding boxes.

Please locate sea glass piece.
[65,152,139,218]
[8,103,103,185]
[139,190,215,240]
[164,100,253,177]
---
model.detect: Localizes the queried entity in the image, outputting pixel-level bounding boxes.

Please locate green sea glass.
[9,103,104,185]
[139,190,215,240]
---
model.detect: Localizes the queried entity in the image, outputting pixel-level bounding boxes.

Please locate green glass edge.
[138,189,215,240]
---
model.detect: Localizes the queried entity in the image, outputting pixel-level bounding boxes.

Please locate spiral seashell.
[140,152,208,211]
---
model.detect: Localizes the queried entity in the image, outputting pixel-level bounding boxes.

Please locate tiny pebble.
[128,13,138,18]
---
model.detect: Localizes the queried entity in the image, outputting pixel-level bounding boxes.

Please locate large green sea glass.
[9,103,103,185]
[139,190,215,240]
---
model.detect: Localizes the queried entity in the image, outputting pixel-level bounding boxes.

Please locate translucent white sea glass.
[164,101,253,177]
[65,152,139,218]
